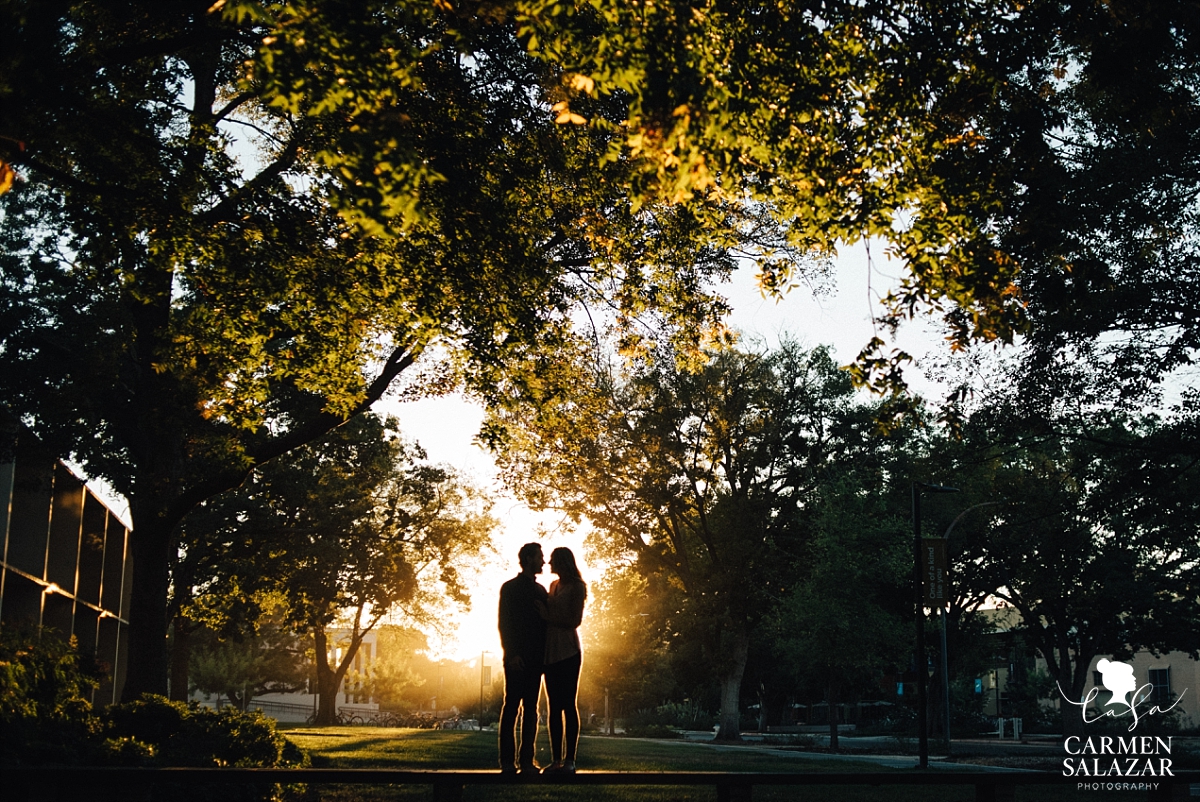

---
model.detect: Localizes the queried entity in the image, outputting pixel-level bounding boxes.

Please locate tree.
[187,619,307,705]
[939,412,1200,737]
[982,1,1200,402]
[488,340,874,739]
[775,475,910,750]
[360,626,427,709]
[577,567,680,724]
[0,1,738,699]
[178,413,492,723]
[7,0,1188,702]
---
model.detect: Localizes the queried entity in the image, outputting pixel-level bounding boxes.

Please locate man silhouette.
[497,542,548,774]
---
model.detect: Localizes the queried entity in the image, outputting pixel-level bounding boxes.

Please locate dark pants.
[499,662,543,768]
[544,652,582,763]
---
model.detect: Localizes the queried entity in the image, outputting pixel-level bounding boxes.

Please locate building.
[0,422,133,705]
[980,608,1199,730]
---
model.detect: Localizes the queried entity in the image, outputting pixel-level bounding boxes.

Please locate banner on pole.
[922,537,948,605]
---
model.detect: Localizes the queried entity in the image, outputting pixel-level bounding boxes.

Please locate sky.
[380,244,954,661]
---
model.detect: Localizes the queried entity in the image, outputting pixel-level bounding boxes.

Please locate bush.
[103,695,307,768]
[622,702,717,738]
[625,701,715,732]
[0,625,105,766]
[0,626,306,779]
[623,723,682,739]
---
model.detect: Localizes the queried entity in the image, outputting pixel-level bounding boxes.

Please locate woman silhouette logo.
[1096,658,1137,714]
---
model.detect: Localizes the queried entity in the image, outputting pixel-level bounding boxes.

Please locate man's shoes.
[562,760,577,774]
[517,761,541,775]
[542,762,565,775]
[500,765,517,775]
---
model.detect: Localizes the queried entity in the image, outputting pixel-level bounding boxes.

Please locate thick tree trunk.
[121,520,173,701]
[314,630,339,725]
[1057,655,1093,740]
[714,629,749,742]
[314,628,364,725]
[169,612,192,702]
[827,675,840,751]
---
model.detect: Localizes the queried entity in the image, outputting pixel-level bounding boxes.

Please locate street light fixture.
[912,481,958,769]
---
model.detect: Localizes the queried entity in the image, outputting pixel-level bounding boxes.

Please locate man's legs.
[499,664,543,770]
[498,668,522,769]
[517,668,543,768]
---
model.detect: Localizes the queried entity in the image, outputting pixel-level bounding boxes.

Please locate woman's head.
[1097,658,1137,708]
[550,547,582,581]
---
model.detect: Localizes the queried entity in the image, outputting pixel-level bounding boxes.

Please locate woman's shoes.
[543,760,576,774]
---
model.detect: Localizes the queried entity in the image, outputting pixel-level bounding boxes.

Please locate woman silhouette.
[1096,658,1137,713]
[538,547,587,774]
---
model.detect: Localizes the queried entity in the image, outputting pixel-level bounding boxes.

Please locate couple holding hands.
[497,542,587,775]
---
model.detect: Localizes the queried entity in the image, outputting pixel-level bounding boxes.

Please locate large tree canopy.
[925,404,1200,737]
[988,0,1200,399]
[0,1,739,697]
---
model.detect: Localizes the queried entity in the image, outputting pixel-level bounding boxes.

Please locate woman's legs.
[545,653,582,764]
[564,653,581,762]
[545,659,566,763]
[544,653,582,764]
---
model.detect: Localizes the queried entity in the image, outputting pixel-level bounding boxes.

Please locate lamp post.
[479,651,490,731]
[912,481,958,769]
[937,501,1002,755]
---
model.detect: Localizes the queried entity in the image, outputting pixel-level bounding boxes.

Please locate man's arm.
[497,583,513,653]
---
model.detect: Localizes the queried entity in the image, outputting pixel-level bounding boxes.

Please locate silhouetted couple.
[497,542,587,775]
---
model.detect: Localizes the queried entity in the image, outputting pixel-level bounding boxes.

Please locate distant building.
[0,421,133,705]
[980,608,1199,729]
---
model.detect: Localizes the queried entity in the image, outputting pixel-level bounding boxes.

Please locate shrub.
[623,723,682,739]
[0,626,306,781]
[0,625,104,766]
[103,695,307,768]
[625,701,715,732]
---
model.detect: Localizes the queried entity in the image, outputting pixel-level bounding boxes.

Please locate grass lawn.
[282,728,1088,802]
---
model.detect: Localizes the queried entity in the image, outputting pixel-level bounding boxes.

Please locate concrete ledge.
[7,766,1196,802]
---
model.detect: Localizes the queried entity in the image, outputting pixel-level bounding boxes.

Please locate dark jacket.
[498,573,548,668]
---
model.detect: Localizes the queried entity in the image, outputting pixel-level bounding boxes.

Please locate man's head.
[517,542,544,576]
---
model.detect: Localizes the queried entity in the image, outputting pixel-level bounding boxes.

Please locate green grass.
[282,728,1087,801]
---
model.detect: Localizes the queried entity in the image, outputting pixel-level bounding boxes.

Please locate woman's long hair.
[551,547,586,593]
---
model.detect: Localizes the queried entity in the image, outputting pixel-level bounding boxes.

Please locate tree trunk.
[314,630,339,725]
[714,629,749,742]
[827,675,840,751]
[314,627,365,725]
[169,611,192,702]
[121,519,173,700]
[1057,655,1093,740]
